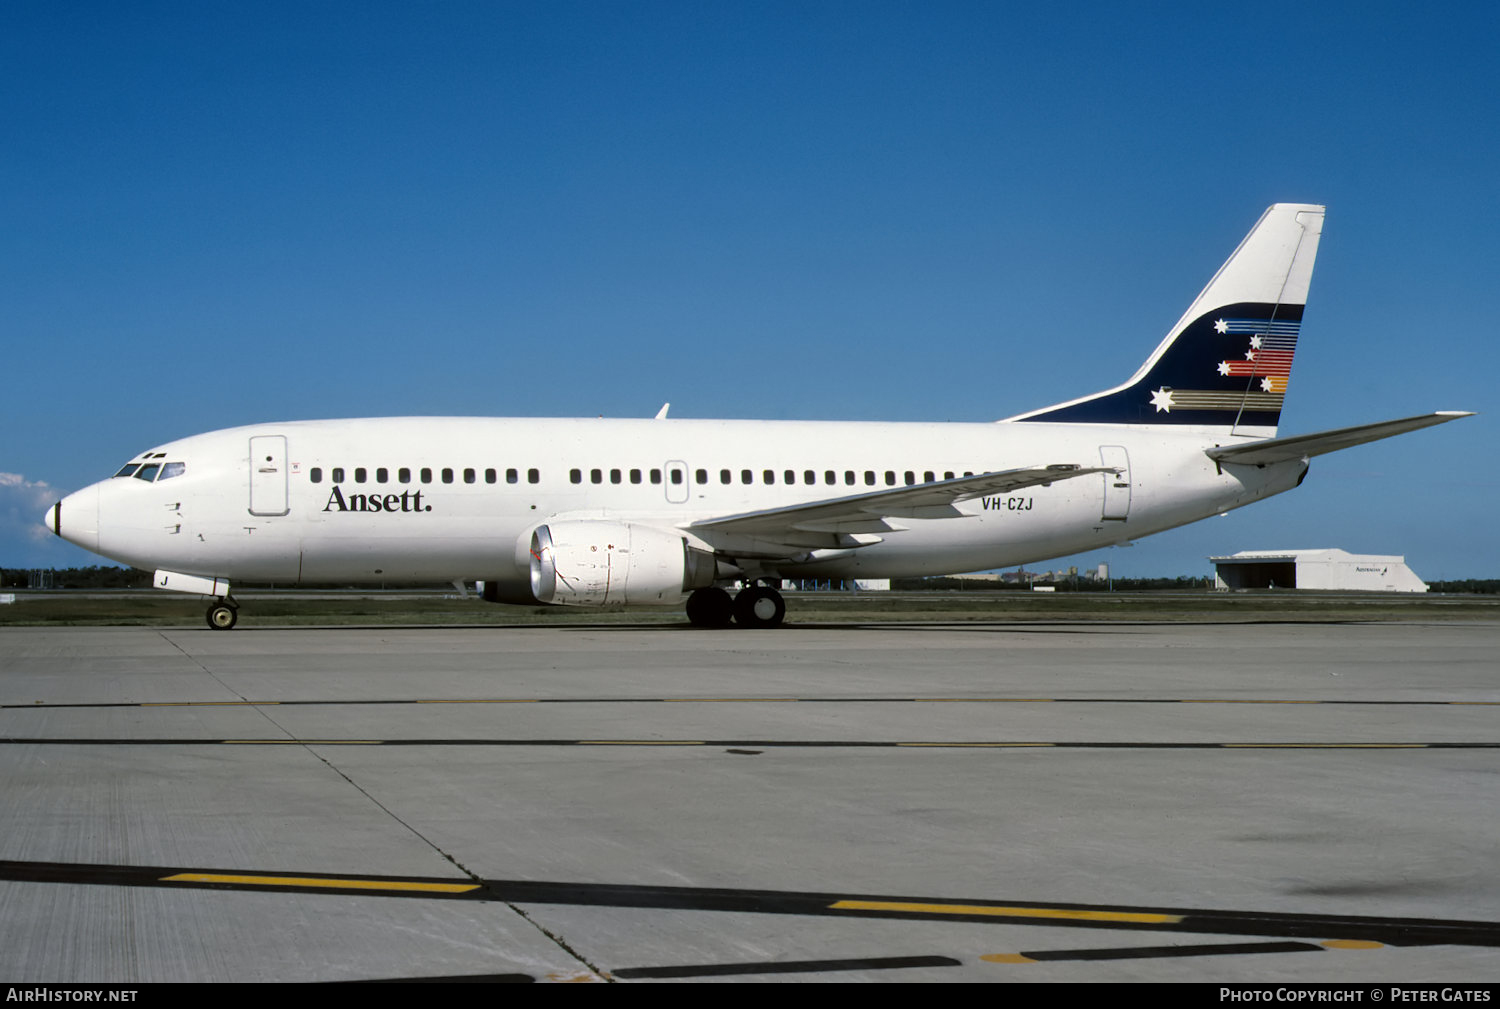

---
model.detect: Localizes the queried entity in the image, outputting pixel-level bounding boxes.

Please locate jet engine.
[527,521,717,606]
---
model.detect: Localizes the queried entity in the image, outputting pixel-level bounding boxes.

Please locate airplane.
[43,204,1470,629]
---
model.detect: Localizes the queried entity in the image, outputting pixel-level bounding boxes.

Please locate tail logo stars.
[1141,315,1301,416]
[1213,317,1299,397]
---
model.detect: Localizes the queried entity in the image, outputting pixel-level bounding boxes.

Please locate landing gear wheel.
[206,600,239,630]
[732,586,785,628]
[686,587,735,628]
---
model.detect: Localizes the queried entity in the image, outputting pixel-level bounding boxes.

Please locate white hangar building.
[1210,549,1428,593]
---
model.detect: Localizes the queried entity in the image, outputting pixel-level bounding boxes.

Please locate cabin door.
[663,460,690,503]
[1099,445,1131,521]
[249,435,290,516]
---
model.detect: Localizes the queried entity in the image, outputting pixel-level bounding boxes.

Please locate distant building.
[1210,549,1427,593]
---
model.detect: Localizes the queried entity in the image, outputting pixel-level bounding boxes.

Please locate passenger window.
[399,467,411,483]
[630,469,642,484]
[376,468,388,483]
[924,471,935,483]
[442,468,454,484]
[741,469,752,485]
[669,468,683,485]
[591,468,603,484]
[114,464,140,478]
[844,471,855,485]
[464,468,476,484]
[332,467,345,483]
[904,471,915,485]
[310,467,322,483]
[505,468,518,484]
[695,468,708,485]
[944,471,955,480]
[720,469,731,484]
[804,470,816,484]
[763,470,775,485]
[610,469,622,484]
[865,471,876,486]
[570,469,582,484]
[134,464,161,482]
[825,470,836,485]
[528,468,539,484]
[885,471,896,486]
[650,469,661,484]
[355,468,367,483]
[159,462,186,481]
[420,468,432,483]
[964,471,974,477]
[785,470,796,484]
[485,468,497,484]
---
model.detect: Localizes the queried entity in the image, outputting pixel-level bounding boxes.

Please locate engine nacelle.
[529,521,716,607]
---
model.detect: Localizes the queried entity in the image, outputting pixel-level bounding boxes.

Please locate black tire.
[685,587,734,627]
[732,586,785,628]
[206,603,238,630]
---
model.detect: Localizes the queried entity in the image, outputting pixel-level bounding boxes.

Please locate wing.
[1205,411,1473,466]
[688,464,1111,553]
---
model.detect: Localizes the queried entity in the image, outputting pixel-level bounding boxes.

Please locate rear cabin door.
[249,435,290,516]
[1099,445,1131,521]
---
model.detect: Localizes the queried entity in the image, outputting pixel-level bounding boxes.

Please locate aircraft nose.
[47,485,100,552]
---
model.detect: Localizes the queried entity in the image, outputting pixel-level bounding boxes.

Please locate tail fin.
[1007,203,1324,432]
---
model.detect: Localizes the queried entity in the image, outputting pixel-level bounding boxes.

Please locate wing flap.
[1206,411,1473,466]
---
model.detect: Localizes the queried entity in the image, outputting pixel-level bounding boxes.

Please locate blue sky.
[3,2,1495,578]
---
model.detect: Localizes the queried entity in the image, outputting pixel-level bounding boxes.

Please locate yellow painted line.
[897,742,1055,748]
[578,740,705,746]
[980,953,1038,963]
[417,699,539,704]
[1321,940,1384,950]
[829,900,1183,924]
[160,872,478,894]
[1218,740,1428,746]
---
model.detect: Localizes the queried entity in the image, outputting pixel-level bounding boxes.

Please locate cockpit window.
[134,464,161,482]
[158,462,186,481]
[114,463,140,478]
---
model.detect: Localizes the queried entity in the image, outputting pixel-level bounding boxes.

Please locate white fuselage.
[56,416,1304,592]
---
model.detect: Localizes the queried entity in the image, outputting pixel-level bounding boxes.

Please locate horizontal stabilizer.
[691,465,1109,542]
[1206,411,1474,466]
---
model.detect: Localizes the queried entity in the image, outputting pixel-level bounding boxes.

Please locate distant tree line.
[890,575,1215,592]
[1427,579,1500,594]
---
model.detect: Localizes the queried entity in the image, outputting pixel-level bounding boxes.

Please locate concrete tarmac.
[1,619,1496,983]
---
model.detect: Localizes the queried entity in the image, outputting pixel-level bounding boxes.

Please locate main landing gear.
[206,597,239,630]
[686,584,785,629]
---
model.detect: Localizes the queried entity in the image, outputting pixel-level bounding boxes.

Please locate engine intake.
[529,521,716,607]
